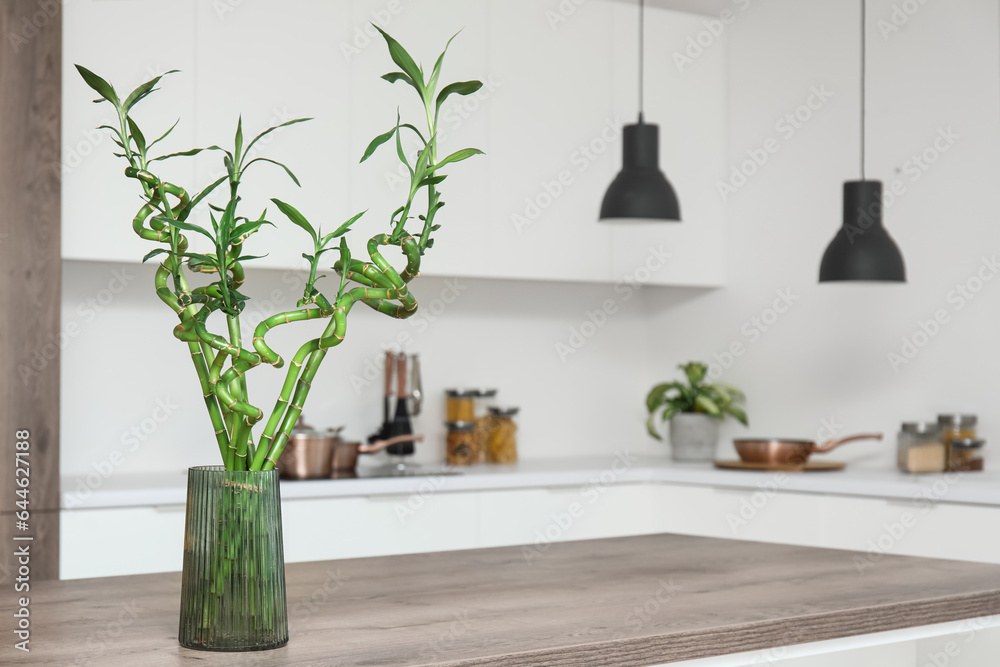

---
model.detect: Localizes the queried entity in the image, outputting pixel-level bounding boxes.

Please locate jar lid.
[488,406,520,417]
[474,389,498,398]
[446,421,476,431]
[948,438,985,449]
[937,414,978,428]
[901,421,939,435]
[445,389,478,398]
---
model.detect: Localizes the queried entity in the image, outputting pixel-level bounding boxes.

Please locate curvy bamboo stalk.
[78,29,483,471]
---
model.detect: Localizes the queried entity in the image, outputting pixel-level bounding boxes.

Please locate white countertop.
[61,454,1000,510]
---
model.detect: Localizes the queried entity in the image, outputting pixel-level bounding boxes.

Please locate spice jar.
[947,438,985,472]
[472,389,498,463]
[445,389,477,423]
[897,422,945,474]
[937,414,977,465]
[445,421,476,466]
[487,407,519,464]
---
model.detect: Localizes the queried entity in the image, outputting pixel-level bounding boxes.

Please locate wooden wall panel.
[0,0,62,583]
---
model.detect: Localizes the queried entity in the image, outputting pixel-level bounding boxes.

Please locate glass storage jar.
[472,389,498,463]
[897,422,945,474]
[937,414,977,466]
[487,407,519,464]
[947,438,985,472]
[445,389,477,422]
[445,421,477,466]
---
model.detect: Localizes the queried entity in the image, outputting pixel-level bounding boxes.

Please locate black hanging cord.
[860,0,866,181]
[639,0,645,123]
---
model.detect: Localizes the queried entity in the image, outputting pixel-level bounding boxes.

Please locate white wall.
[60,0,1000,478]
[647,0,1000,467]
[60,260,657,476]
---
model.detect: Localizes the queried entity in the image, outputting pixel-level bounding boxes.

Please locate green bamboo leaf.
[419,174,447,188]
[436,80,483,113]
[336,237,351,301]
[433,147,484,170]
[323,210,366,244]
[126,116,146,156]
[169,219,216,241]
[235,254,268,262]
[183,253,220,272]
[646,414,662,440]
[150,145,223,163]
[75,65,119,105]
[242,117,311,158]
[270,198,316,242]
[122,69,179,111]
[428,32,460,95]
[394,112,413,177]
[241,157,301,186]
[177,175,227,222]
[234,116,244,162]
[147,118,180,151]
[360,125,397,163]
[373,26,424,96]
[231,219,274,240]
[142,248,172,263]
[381,72,417,88]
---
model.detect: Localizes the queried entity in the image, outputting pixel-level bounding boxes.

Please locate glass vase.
[178,466,288,651]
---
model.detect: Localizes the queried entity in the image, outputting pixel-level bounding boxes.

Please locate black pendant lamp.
[819,0,905,282]
[600,0,680,221]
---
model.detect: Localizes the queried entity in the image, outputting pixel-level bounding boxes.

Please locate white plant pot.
[669,413,720,462]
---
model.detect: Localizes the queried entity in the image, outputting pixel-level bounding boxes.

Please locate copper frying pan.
[733,433,883,465]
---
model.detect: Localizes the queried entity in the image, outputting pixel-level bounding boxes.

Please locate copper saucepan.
[331,434,424,473]
[733,433,883,465]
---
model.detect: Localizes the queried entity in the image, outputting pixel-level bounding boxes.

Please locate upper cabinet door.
[607,4,728,287]
[482,0,616,283]
[191,0,353,271]
[62,0,199,265]
[348,0,491,281]
[62,0,727,288]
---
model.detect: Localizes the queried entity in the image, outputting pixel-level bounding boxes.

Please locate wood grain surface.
[0,0,62,589]
[3,533,1000,666]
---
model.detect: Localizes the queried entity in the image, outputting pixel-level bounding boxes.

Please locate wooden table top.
[4,533,1000,666]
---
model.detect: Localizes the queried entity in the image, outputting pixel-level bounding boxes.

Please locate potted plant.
[76,27,483,651]
[646,362,748,462]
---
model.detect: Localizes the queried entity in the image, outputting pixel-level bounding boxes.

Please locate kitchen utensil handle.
[384,350,395,396]
[813,433,883,453]
[359,433,425,454]
[396,352,408,399]
[408,354,423,417]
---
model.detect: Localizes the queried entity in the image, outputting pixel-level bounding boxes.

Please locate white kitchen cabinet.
[61,0,728,287]
[61,504,186,579]
[477,484,661,550]
[62,0,199,265]
[281,492,479,563]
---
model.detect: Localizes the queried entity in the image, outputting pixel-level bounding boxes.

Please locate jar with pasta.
[446,421,476,466]
[487,407,519,464]
[445,389,477,422]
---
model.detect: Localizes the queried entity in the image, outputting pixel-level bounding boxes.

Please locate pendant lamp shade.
[599,0,681,222]
[819,181,906,282]
[819,0,905,282]
[600,120,680,220]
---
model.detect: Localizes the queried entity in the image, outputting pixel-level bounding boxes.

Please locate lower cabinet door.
[61,505,186,579]
[281,493,480,564]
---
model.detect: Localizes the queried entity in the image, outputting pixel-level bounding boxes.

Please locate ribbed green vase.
[178,466,288,651]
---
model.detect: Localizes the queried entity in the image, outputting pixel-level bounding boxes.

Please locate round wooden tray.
[714,460,846,472]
